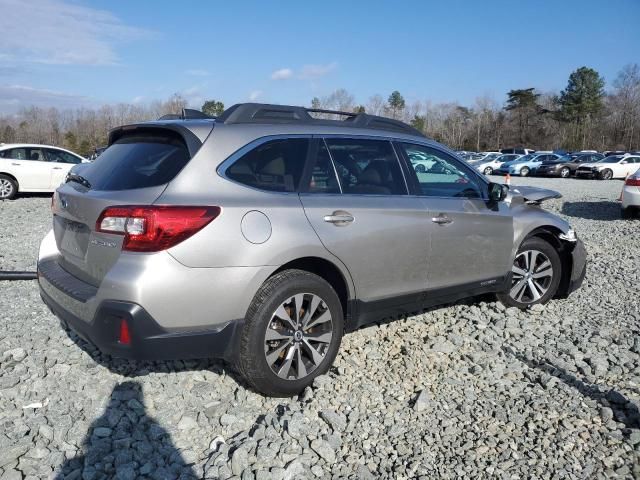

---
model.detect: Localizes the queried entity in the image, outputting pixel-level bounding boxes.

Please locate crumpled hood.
[578,162,601,168]
[509,185,562,203]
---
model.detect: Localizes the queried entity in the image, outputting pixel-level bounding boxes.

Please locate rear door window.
[0,148,27,160]
[324,138,407,195]
[304,141,341,194]
[79,132,191,191]
[46,148,81,164]
[226,138,308,192]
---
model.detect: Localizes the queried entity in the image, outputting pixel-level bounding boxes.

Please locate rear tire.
[560,167,570,178]
[0,175,17,200]
[238,269,344,397]
[520,167,530,177]
[497,237,562,309]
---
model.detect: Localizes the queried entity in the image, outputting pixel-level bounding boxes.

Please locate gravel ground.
[0,177,639,480]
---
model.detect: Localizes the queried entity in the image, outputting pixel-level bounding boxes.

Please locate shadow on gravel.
[560,201,622,221]
[56,381,197,479]
[506,348,640,430]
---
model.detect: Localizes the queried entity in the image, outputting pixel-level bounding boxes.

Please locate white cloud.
[132,96,145,104]
[180,85,206,109]
[186,69,210,77]
[298,62,337,80]
[0,0,150,65]
[248,90,263,101]
[271,68,293,80]
[0,84,94,112]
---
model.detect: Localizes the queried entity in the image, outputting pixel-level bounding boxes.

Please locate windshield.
[556,154,578,162]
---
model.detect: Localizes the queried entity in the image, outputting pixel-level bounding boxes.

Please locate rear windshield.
[79,133,190,191]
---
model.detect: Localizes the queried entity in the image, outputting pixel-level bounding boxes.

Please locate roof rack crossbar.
[217,103,425,137]
[307,107,357,117]
[157,108,214,121]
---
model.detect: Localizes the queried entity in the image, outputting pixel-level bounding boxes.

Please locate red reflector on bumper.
[119,319,131,345]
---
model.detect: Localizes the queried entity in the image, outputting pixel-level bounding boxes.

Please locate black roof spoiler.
[217,103,425,137]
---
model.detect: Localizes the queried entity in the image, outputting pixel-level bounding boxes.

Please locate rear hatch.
[52,125,210,286]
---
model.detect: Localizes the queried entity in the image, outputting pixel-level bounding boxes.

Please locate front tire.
[600,169,613,180]
[0,175,17,200]
[497,237,562,309]
[520,167,530,177]
[415,164,426,173]
[560,167,570,178]
[483,167,493,175]
[238,269,344,397]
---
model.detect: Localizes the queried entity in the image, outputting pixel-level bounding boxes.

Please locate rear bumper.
[621,186,640,209]
[40,285,242,361]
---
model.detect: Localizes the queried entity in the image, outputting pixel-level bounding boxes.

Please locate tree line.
[0,64,638,156]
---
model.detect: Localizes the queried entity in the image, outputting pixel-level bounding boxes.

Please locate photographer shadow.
[56,381,197,479]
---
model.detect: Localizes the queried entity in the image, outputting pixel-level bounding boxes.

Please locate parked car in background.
[473,153,522,175]
[621,167,640,218]
[496,152,561,177]
[576,154,640,180]
[536,152,604,178]
[468,151,502,163]
[37,103,586,396]
[501,148,535,155]
[0,144,86,199]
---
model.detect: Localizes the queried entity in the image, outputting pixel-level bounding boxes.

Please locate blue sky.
[0,0,639,113]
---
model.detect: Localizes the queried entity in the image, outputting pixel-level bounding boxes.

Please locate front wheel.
[238,269,344,397]
[600,169,613,180]
[415,164,426,173]
[497,237,562,309]
[560,167,570,178]
[520,167,530,177]
[483,167,493,175]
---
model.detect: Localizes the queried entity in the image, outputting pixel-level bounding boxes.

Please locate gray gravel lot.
[1,177,639,479]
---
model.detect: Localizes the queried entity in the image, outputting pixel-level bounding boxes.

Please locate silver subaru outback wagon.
[38,103,587,396]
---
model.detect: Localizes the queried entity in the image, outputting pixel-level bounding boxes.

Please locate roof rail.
[217,103,425,137]
[158,108,214,121]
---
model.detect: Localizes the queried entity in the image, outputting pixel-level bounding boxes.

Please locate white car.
[0,144,86,199]
[575,154,640,180]
[474,153,522,175]
[621,167,640,218]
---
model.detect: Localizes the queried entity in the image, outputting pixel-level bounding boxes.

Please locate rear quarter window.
[80,133,190,191]
[225,138,309,192]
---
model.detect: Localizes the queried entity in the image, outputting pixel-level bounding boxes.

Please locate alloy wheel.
[264,293,333,380]
[484,167,493,175]
[560,168,570,178]
[509,249,554,303]
[0,179,13,199]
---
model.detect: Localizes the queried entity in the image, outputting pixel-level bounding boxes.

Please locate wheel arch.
[271,256,354,323]
[0,172,19,189]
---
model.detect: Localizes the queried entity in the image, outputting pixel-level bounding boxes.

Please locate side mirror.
[488,182,508,203]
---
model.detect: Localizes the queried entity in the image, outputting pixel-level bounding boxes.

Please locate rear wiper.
[65,173,92,189]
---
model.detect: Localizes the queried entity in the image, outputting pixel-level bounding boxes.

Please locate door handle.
[11,163,21,166]
[52,167,63,170]
[323,211,354,226]
[431,214,453,225]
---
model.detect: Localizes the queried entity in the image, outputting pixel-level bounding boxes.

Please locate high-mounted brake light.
[96,205,221,252]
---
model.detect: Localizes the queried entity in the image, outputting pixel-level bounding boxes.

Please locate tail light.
[625,177,640,187]
[96,205,221,252]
